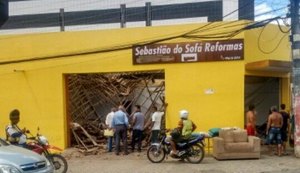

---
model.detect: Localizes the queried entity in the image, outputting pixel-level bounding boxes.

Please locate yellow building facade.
[0,21,290,148]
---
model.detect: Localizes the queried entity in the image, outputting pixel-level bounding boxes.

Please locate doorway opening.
[244,76,280,126]
[65,70,165,148]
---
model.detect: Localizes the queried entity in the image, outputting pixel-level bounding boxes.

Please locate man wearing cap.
[5,109,27,147]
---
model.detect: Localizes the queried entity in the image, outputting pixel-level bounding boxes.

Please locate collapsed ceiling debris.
[66,70,166,152]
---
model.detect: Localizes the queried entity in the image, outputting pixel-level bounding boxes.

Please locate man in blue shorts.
[266,106,283,156]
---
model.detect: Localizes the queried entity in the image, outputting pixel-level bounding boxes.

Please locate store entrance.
[64,70,166,148]
[244,76,280,126]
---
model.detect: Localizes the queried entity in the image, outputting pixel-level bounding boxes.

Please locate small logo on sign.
[181,53,197,62]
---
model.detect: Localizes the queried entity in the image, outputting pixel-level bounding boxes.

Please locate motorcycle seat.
[177,134,204,147]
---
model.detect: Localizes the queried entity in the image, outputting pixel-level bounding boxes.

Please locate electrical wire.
[0,1,291,65]
[276,19,291,33]
[255,6,288,18]
[0,18,277,65]
[257,22,289,54]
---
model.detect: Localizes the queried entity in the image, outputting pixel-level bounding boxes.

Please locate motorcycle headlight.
[0,164,21,173]
[38,136,49,145]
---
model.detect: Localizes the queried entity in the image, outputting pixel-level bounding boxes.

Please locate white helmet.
[179,110,189,119]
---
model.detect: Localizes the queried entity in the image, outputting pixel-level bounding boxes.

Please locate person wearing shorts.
[246,104,257,136]
[266,106,283,156]
[279,104,290,154]
[267,127,282,145]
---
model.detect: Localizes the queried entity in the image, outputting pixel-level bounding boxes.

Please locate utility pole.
[291,0,300,157]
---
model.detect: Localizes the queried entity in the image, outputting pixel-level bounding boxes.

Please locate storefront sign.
[132,39,244,64]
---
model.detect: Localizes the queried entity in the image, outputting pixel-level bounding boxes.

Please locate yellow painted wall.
[0,21,289,148]
[244,24,291,111]
[244,24,290,64]
[165,61,244,130]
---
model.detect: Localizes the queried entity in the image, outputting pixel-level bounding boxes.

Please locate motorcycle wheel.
[48,154,68,173]
[186,143,205,164]
[147,145,165,163]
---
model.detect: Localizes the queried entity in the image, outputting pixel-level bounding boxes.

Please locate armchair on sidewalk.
[212,129,261,160]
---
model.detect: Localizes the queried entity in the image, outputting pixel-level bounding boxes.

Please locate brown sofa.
[212,129,261,160]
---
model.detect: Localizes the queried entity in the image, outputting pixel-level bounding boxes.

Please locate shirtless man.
[246,104,256,136]
[266,106,283,156]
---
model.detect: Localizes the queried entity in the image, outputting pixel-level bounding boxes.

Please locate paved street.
[65,147,300,173]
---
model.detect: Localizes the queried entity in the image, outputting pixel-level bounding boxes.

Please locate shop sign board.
[132,39,244,64]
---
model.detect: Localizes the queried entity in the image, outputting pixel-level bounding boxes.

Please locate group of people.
[104,104,198,157]
[105,105,164,155]
[6,103,294,158]
[246,103,294,156]
[5,104,196,158]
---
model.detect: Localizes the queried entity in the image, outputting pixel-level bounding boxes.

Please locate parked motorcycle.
[26,128,68,173]
[147,130,205,164]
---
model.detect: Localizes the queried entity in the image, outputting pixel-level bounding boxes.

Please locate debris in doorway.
[67,71,166,149]
[70,122,102,155]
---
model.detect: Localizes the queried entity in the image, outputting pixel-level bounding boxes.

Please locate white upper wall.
[0,17,208,35]
[222,0,238,20]
[11,0,220,15]
[2,0,242,35]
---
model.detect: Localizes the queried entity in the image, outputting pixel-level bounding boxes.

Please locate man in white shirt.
[150,106,164,143]
[6,109,27,147]
[105,107,116,152]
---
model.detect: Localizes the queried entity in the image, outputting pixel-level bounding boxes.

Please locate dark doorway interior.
[244,76,280,126]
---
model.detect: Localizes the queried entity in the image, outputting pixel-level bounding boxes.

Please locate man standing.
[246,104,257,136]
[150,106,164,144]
[111,105,129,155]
[105,107,116,152]
[266,106,283,156]
[279,104,290,154]
[6,109,27,147]
[131,105,144,152]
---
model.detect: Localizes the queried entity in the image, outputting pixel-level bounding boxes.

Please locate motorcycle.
[26,128,68,173]
[147,130,205,164]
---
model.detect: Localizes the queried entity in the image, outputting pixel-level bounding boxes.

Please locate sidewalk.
[65,146,300,173]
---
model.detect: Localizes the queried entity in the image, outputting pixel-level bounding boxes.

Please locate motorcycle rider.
[5,109,27,147]
[168,109,197,156]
